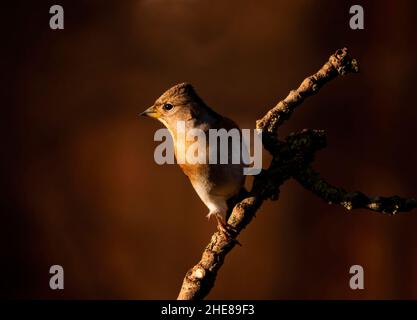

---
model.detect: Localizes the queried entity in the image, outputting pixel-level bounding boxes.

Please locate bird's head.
[140,83,218,132]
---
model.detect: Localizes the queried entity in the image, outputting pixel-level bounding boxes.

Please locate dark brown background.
[1,0,417,299]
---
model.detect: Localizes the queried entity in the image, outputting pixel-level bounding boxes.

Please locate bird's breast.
[172,117,246,197]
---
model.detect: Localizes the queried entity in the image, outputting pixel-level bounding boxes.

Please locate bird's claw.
[216,220,241,246]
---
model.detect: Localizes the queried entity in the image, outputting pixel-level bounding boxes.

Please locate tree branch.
[256,47,359,152]
[294,165,417,214]
[176,48,416,300]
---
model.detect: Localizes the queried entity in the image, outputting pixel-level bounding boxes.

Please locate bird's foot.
[215,216,241,246]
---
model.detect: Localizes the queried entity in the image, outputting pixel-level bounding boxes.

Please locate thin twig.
[294,165,417,214]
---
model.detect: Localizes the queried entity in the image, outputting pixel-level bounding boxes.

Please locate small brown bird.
[141,83,245,234]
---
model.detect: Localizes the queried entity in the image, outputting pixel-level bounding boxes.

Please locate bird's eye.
[163,103,173,111]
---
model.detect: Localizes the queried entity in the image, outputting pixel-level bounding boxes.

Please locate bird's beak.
[139,105,161,118]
